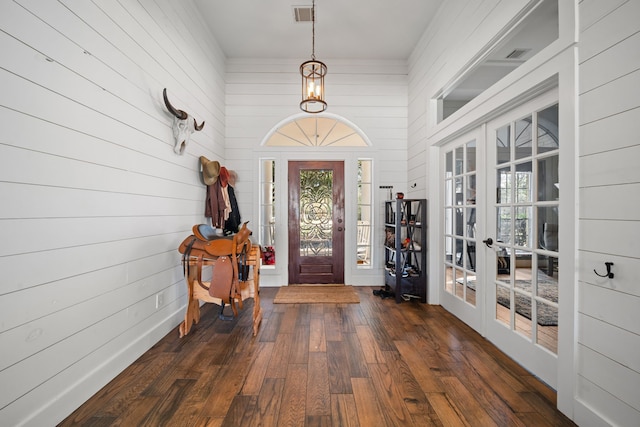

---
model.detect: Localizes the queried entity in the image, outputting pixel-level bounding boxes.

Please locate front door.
[288,161,345,284]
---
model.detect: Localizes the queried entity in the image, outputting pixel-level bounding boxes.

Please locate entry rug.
[274,285,360,304]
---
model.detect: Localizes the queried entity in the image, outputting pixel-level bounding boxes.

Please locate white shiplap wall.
[407,0,536,305]
[0,0,225,425]
[576,1,640,426]
[224,58,410,286]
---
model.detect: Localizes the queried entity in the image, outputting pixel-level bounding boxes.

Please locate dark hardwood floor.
[60,286,576,426]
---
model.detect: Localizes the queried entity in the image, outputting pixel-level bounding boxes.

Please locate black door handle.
[482,238,493,248]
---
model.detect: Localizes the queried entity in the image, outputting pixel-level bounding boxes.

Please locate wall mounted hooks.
[594,262,614,279]
[411,183,417,188]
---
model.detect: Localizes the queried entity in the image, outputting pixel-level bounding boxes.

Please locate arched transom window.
[263,114,369,147]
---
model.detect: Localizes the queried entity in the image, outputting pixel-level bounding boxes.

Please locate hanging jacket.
[224,185,242,234]
[205,181,226,228]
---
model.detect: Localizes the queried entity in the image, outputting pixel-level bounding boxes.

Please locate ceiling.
[192,0,559,134]
[193,0,442,60]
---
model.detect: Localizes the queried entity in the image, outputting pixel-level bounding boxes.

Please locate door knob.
[482,238,493,248]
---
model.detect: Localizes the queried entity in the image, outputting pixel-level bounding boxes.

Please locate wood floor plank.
[306,414,332,427]
[309,317,327,352]
[280,304,300,334]
[60,286,576,427]
[458,349,536,414]
[259,310,282,343]
[221,394,256,427]
[426,392,468,427]
[330,393,360,427]
[337,305,357,333]
[92,353,176,418]
[382,349,432,416]
[105,395,159,427]
[394,339,444,393]
[279,364,308,427]
[160,367,221,424]
[290,323,311,364]
[355,324,386,364]
[199,340,256,418]
[326,340,353,394]
[438,376,499,427]
[324,306,344,342]
[264,332,293,379]
[367,361,416,426]
[307,352,331,416]
[139,378,196,425]
[451,355,529,426]
[240,341,275,395]
[351,377,389,427]
[343,332,370,378]
[366,315,397,351]
[250,377,285,427]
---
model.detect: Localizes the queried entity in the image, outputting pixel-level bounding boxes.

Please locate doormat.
[274,285,360,304]
[465,280,558,326]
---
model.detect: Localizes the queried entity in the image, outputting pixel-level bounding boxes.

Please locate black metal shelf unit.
[383,198,427,303]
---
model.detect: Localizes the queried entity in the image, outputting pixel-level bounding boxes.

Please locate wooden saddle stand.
[178,222,262,337]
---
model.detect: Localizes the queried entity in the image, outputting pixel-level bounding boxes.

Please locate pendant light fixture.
[300,0,327,113]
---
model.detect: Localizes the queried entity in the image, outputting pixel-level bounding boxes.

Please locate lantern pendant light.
[300,0,327,113]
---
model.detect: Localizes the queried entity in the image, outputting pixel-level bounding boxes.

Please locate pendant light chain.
[299,0,327,113]
[311,0,316,60]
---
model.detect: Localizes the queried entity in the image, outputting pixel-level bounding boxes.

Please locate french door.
[485,92,559,388]
[440,90,560,388]
[288,161,345,284]
[441,132,484,331]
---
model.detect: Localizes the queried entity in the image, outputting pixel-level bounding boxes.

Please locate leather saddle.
[178,222,252,318]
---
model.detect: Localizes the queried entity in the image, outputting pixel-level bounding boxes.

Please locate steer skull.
[163,88,205,155]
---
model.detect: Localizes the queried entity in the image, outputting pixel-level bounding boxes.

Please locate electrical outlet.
[155,292,164,309]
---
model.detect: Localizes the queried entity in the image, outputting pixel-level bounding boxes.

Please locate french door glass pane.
[496,124,511,164]
[455,146,464,174]
[515,115,532,160]
[538,155,559,201]
[496,206,512,245]
[537,104,559,153]
[446,151,453,173]
[466,140,477,172]
[515,162,533,203]
[538,206,559,251]
[497,166,511,204]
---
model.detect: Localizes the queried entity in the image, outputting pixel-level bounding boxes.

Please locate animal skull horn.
[163,88,205,154]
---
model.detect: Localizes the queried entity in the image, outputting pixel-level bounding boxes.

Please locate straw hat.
[200,156,220,185]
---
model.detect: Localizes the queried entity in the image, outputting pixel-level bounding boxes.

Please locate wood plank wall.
[0,1,225,425]
[576,0,640,425]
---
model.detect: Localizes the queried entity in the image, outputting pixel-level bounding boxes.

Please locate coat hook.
[411,183,417,188]
[594,262,614,279]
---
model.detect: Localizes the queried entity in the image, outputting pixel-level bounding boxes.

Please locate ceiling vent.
[505,48,531,59]
[293,6,314,22]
